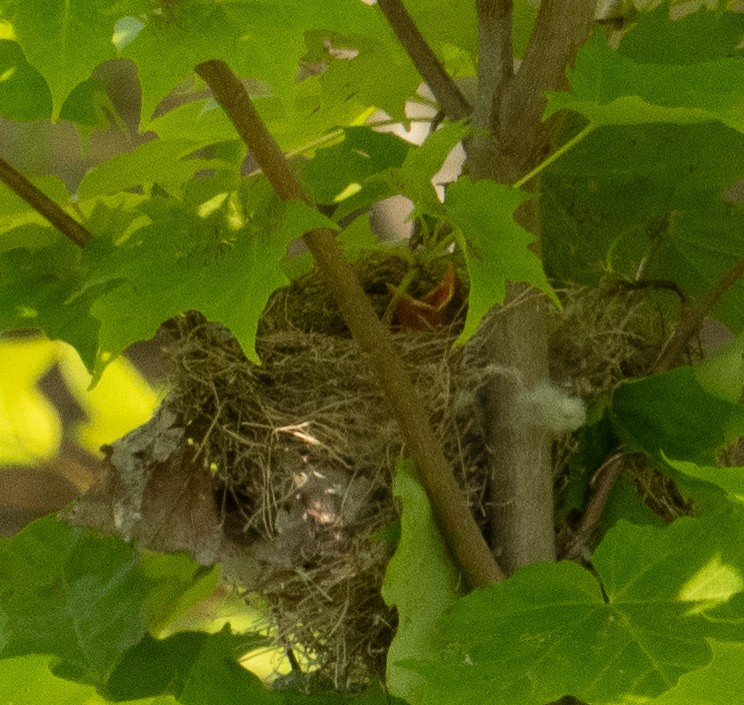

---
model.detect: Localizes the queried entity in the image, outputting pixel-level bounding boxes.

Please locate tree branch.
[472,0,513,131]
[558,451,625,561]
[491,0,595,181]
[195,59,503,587]
[0,157,91,248]
[463,0,594,573]
[376,0,471,121]
[654,254,744,372]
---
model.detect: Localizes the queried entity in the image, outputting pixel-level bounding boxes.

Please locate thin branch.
[654,254,744,372]
[0,157,91,248]
[376,0,471,121]
[558,451,625,561]
[472,0,513,131]
[195,59,503,587]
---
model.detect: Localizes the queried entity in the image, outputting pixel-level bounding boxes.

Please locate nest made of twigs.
[162,256,678,688]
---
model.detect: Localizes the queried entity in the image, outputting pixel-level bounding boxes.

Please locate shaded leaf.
[381,458,461,702]
[413,515,744,705]
[302,127,409,207]
[86,194,336,376]
[78,138,238,200]
[610,366,744,465]
[0,228,101,369]
[59,76,117,129]
[107,628,268,701]
[0,39,52,120]
[0,516,151,684]
[651,640,744,705]
[0,0,126,118]
[545,33,744,133]
[619,4,744,65]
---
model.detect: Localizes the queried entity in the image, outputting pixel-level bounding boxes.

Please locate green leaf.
[141,553,221,635]
[178,627,282,705]
[107,628,268,702]
[0,174,71,227]
[381,458,462,703]
[309,31,419,123]
[122,0,384,126]
[0,228,101,370]
[0,654,108,705]
[302,127,409,206]
[666,456,744,504]
[445,178,557,345]
[545,33,744,133]
[86,193,337,376]
[619,4,744,65]
[694,333,744,404]
[610,366,744,465]
[0,0,125,118]
[78,138,238,200]
[0,515,151,684]
[404,0,477,69]
[0,39,52,120]
[59,76,116,129]
[397,121,470,216]
[414,515,744,704]
[540,121,744,315]
[651,640,744,705]
[646,207,744,332]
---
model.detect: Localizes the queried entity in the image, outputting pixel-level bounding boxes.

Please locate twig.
[559,451,625,561]
[195,59,503,587]
[0,157,91,248]
[654,254,744,372]
[376,0,471,121]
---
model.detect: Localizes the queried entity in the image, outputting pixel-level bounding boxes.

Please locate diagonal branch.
[195,59,503,587]
[376,0,471,121]
[654,254,744,372]
[558,451,625,561]
[0,157,91,248]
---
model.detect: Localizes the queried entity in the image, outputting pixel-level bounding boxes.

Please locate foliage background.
[0,0,744,704]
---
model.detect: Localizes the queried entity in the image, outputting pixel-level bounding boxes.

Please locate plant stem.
[558,451,625,561]
[0,158,91,248]
[512,124,594,190]
[195,59,503,587]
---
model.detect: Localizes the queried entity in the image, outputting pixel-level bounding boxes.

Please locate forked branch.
[654,254,744,372]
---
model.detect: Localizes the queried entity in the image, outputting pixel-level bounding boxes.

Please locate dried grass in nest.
[164,260,487,687]
[163,262,678,688]
[548,281,669,397]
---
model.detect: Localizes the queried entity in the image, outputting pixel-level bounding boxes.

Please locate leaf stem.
[195,59,503,587]
[0,158,91,248]
[512,124,594,190]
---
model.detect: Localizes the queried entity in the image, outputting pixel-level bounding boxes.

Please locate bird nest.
[70,250,685,689]
[159,255,678,687]
[164,275,492,688]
